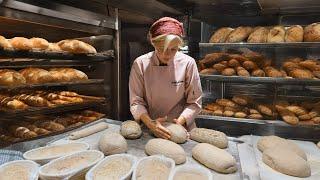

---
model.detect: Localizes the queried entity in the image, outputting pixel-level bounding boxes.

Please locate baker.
[129,17,202,139]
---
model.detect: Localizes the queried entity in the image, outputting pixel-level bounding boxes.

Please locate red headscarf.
[149,17,184,38]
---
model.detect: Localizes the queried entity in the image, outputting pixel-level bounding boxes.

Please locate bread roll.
[248,27,269,43]
[198,53,230,69]
[213,63,227,73]
[228,59,240,67]
[242,61,258,70]
[30,37,49,50]
[216,99,238,108]
[209,27,234,43]
[0,35,12,49]
[234,112,247,118]
[199,68,218,75]
[0,69,26,86]
[251,69,266,77]
[289,69,314,79]
[213,109,223,116]
[304,23,320,42]
[226,26,253,43]
[236,66,250,77]
[267,26,285,43]
[10,37,32,50]
[57,39,97,54]
[276,106,299,125]
[299,60,320,71]
[257,104,274,117]
[285,25,304,42]
[286,105,308,116]
[264,66,283,78]
[223,110,234,117]
[221,68,236,76]
[19,68,53,84]
[205,103,223,111]
[248,113,263,120]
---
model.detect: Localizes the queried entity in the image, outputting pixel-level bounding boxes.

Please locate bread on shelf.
[285,25,304,42]
[209,27,234,43]
[304,22,320,42]
[248,27,269,43]
[10,37,33,50]
[0,69,26,86]
[30,37,49,50]
[0,35,12,49]
[57,39,97,54]
[226,26,253,43]
[19,67,54,84]
[267,26,285,43]
[49,68,88,82]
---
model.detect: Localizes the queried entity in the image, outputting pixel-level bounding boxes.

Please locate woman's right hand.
[148,117,171,140]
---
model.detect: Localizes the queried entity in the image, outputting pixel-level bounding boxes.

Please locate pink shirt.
[129,51,202,131]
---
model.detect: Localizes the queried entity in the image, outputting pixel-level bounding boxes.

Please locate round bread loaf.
[267,26,285,43]
[190,128,228,148]
[120,120,142,139]
[304,23,320,42]
[257,136,307,160]
[192,143,237,174]
[164,123,187,144]
[248,27,269,43]
[145,138,186,164]
[262,148,311,177]
[285,25,304,42]
[99,132,128,155]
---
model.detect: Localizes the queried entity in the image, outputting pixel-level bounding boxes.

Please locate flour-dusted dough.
[99,132,128,155]
[192,143,237,174]
[190,128,228,148]
[262,148,311,177]
[257,136,307,160]
[69,122,108,140]
[145,138,186,164]
[120,120,142,139]
[164,123,187,144]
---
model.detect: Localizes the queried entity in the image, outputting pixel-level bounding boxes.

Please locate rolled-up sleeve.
[129,61,148,121]
[180,59,203,127]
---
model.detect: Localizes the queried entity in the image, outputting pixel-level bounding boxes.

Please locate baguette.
[0,35,12,49]
[0,69,26,86]
[10,37,32,50]
[199,53,230,69]
[19,68,54,84]
[30,37,49,50]
[13,94,53,107]
[57,39,97,54]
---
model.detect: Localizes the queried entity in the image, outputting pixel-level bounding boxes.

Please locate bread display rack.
[0,1,119,147]
[197,29,320,141]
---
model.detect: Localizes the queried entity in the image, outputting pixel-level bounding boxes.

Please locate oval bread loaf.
[257,136,307,160]
[145,138,186,164]
[190,128,228,148]
[120,120,142,139]
[209,27,234,43]
[192,143,237,174]
[99,132,128,155]
[164,123,187,144]
[262,148,311,177]
[285,25,304,42]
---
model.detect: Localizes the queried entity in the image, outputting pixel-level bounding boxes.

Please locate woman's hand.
[148,117,171,139]
[173,116,190,139]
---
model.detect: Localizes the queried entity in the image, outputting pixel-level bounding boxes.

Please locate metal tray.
[0,79,104,90]
[0,48,114,62]
[200,74,320,86]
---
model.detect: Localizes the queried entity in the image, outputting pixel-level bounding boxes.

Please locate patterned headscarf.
[149,17,184,38]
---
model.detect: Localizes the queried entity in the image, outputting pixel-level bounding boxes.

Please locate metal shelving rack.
[197,42,320,141]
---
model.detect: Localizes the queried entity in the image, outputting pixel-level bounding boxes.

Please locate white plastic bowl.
[86,154,137,180]
[39,150,104,180]
[23,142,90,165]
[0,160,40,180]
[132,155,175,180]
[168,164,213,180]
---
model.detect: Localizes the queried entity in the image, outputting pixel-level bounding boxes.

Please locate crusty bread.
[19,68,54,84]
[267,26,285,43]
[0,35,12,49]
[226,26,253,43]
[57,39,97,54]
[47,43,62,52]
[49,68,88,82]
[285,25,304,42]
[304,22,320,42]
[30,37,49,50]
[248,27,269,43]
[10,37,33,50]
[209,27,234,43]
[0,69,26,86]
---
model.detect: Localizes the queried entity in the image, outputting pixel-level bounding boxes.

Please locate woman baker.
[129,17,202,139]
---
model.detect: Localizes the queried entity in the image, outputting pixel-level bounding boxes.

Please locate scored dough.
[190,128,228,148]
[192,143,237,174]
[262,148,311,178]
